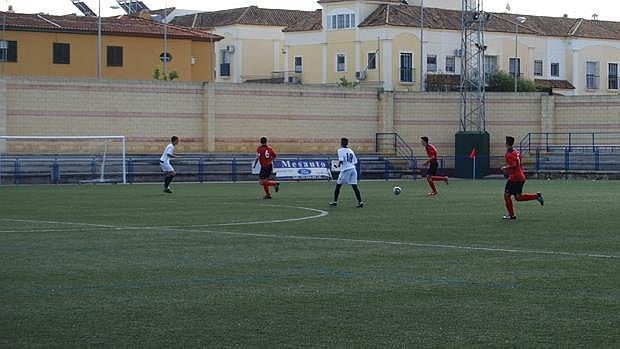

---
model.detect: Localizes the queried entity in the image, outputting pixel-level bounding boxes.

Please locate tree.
[336,76,358,88]
[487,70,536,92]
[153,67,180,81]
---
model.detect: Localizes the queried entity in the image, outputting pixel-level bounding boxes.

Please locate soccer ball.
[393,186,402,195]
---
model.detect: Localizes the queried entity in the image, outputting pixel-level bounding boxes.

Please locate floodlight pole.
[419,0,424,91]
[163,5,168,77]
[514,16,526,93]
[97,0,102,80]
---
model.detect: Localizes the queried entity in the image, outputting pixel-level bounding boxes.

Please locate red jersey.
[256,145,276,167]
[505,148,526,182]
[426,144,438,163]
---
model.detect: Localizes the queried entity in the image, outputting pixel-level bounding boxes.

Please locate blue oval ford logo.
[297,169,312,175]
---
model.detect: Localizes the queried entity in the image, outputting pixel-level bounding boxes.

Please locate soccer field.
[1,180,619,347]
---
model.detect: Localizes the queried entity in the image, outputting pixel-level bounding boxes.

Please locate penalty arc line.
[0,205,329,232]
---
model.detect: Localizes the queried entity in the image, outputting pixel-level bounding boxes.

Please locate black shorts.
[505,181,525,196]
[259,164,273,179]
[427,161,438,176]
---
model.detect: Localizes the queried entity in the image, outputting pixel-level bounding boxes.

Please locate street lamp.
[163,5,169,77]
[98,4,122,81]
[400,0,424,91]
[97,0,102,80]
[514,16,526,92]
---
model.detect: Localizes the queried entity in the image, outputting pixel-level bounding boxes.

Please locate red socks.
[516,193,538,201]
[260,179,277,196]
[504,195,515,216]
[427,180,437,193]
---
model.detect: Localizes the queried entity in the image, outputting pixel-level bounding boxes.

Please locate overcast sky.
[6,0,620,21]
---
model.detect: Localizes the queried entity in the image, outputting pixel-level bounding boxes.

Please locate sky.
[5,0,620,21]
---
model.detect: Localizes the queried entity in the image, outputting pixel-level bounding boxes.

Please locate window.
[336,54,346,72]
[367,52,376,70]
[484,55,498,83]
[609,63,619,90]
[445,56,456,73]
[427,55,437,73]
[0,40,17,62]
[294,56,303,73]
[586,61,599,89]
[551,63,560,77]
[509,58,521,78]
[106,46,123,67]
[220,50,231,77]
[327,13,355,29]
[534,60,543,76]
[400,53,413,83]
[53,43,70,64]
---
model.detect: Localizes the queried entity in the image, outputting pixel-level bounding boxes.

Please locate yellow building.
[0,11,222,81]
[172,6,315,83]
[170,0,620,95]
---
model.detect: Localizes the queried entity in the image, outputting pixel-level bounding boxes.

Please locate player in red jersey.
[501,136,544,220]
[254,137,280,199]
[420,137,448,196]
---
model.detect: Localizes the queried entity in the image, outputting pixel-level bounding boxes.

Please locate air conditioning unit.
[226,45,235,54]
[356,71,367,81]
[454,48,463,57]
[288,76,300,84]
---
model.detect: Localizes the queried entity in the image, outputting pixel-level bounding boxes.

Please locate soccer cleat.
[164,188,173,193]
[537,192,544,206]
[502,215,517,220]
[426,192,438,197]
[263,195,272,200]
[328,202,337,207]
[275,182,280,193]
[356,202,364,208]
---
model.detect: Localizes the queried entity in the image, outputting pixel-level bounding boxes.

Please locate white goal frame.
[0,135,127,184]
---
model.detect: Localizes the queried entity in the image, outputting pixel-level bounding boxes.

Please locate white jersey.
[337,147,357,171]
[160,143,175,163]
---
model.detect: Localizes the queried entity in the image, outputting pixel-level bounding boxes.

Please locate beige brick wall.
[212,83,379,153]
[0,77,618,157]
[4,77,205,153]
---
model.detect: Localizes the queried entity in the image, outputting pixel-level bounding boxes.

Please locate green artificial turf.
[1,180,619,348]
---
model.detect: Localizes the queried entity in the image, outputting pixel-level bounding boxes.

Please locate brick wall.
[212,83,379,153]
[1,77,618,157]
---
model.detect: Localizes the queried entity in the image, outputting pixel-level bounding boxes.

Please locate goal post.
[0,136,127,185]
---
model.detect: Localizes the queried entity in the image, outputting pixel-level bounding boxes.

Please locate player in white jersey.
[160,136,179,193]
[329,137,364,208]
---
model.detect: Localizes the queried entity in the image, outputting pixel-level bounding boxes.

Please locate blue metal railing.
[1,152,618,185]
[519,132,620,154]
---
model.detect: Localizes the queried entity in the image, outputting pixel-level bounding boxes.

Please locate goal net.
[0,136,127,185]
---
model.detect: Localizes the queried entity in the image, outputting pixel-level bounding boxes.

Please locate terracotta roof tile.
[172,6,314,29]
[0,11,222,42]
[357,4,620,40]
[283,10,323,32]
[535,79,576,90]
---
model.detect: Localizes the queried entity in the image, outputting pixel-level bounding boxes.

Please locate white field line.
[0,205,328,231]
[1,209,618,260]
[0,228,105,233]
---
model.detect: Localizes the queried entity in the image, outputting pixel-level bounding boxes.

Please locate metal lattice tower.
[459,0,490,132]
